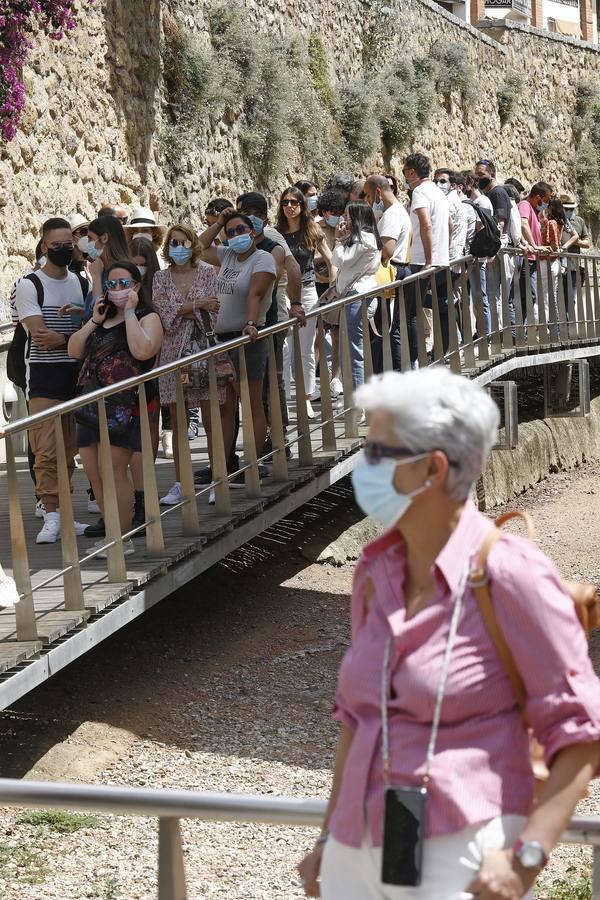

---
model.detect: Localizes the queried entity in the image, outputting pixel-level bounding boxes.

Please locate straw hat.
[124,207,159,229]
[68,213,90,232]
[559,192,577,209]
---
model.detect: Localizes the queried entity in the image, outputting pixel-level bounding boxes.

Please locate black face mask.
[47,246,74,267]
[477,176,491,191]
[465,188,473,198]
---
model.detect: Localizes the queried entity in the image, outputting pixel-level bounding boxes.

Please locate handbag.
[182,307,235,391]
[471,510,600,787]
[75,328,143,436]
[319,261,379,328]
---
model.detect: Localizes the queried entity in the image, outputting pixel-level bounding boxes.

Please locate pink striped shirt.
[330,500,600,849]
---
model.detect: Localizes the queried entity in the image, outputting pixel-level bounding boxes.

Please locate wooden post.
[316,318,337,452]
[97,400,128,582]
[459,263,476,370]
[339,304,357,438]
[361,298,374,382]
[158,818,187,900]
[512,258,526,350]
[415,278,428,369]
[55,416,85,611]
[138,382,165,554]
[535,259,550,346]
[207,358,232,516]
[523,260,537,347]
[396,285,411,373]
[486,261,502,357]
[565,257,577,341]
[531,0,544,28]
[545,260,559,345]
[445,268,461,373]
[5,434,38,640]
[429,272,444,362]
[592,258,600,339]
[471,260,489,362]
[583,259,595,340]
[237,345,262,498]
[380,296,393,373]
[575,264,586,340]
[470,0,485,24]
[174,376,201,536]
[498,257,513,352]
[266,335,288,483]
[292,324,313,467]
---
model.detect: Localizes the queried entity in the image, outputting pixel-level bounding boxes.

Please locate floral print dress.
[152,263,225,405]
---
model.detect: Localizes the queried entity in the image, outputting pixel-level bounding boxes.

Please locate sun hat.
[559,192,577,209]
[124,207,159,229]
[68,213,90,232]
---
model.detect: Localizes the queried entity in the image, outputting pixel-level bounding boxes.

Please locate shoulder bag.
[182,306,235,391]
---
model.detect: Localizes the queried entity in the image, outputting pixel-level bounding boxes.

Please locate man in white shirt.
[364,174,412,372]
[402,153,450,363]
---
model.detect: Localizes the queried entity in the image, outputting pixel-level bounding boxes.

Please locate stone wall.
[0,0,598,293]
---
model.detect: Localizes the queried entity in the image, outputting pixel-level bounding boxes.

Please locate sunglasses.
[107,278,134,289]
[48,241,74,250]
[169,239,192,248]
[363,441,459,467]
[73,228,88,238]
[225,224,252,238]
[281,199,301,208]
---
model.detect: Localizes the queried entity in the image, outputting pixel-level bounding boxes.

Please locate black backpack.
[463,200,501,259]
[7,272,87,390]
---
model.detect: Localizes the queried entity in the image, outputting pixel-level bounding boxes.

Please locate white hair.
[355,368,499,500]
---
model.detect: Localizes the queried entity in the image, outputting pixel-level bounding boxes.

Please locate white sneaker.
[74,521,89,536]
[36,511,61,544]
[306,400,317,419]
[187,423,199,440]
[208,487,215,505]
[93,539,134,559]
[160,482,183,506]
[87,490,100,514]
[161,431,173,458]
[309,389,321,402]
[35,500,46,519]
[330,377,343,398]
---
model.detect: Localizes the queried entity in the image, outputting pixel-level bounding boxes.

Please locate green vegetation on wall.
[161,5,477,183]
[497,73,524,127]
[572,80,600,222]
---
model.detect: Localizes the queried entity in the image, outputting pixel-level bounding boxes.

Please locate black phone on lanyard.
[381,786,427,886]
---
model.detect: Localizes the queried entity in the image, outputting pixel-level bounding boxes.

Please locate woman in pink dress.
[152,224,234,507]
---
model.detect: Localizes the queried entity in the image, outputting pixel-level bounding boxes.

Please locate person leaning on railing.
[298,367,600,900]
[68,260,163,557]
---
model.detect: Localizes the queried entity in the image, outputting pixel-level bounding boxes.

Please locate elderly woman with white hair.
[299,368,600,900]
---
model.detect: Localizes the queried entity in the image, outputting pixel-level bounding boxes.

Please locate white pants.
[320,815,534,900]
[283,283,319,398]
[539,259,560,327]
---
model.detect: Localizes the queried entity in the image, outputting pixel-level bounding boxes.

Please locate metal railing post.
[584,257,595,340]
[545,258,559,345]
[158,817,187,900]
[511,255,526,350]
[523,259,537,346]
[575,264,586,340]
[566,256,578,340]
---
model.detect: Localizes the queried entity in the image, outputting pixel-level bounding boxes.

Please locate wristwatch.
[513,839,548,870]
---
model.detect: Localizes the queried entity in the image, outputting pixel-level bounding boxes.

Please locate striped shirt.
[14,268,82,400]
[331,500,600,848]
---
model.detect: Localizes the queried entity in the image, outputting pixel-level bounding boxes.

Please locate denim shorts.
[77,421,142,452]
[217,332,268,383]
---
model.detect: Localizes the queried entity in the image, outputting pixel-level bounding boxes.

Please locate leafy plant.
[497,73,524,127]
[17,809,101,833]
[432,42,475,104]
[0,840,48,885]
[308,33,337,113]
[537,865,591,899]
[570,79,600,222]
[0,0,91,141]
[339,79,381,164]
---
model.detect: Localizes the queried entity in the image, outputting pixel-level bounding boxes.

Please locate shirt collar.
[434,499,493,594]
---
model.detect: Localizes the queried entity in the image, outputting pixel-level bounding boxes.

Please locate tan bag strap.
[471,511,536,720]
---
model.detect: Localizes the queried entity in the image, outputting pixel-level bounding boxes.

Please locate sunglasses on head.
[169,238,192,248]
[225,224,252,238]
[281,198,300,207]
[107,278,134,289]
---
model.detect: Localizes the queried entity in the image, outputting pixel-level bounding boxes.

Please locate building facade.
[439,0,597,40]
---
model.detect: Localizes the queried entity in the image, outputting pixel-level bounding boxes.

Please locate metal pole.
[158,817,187,900]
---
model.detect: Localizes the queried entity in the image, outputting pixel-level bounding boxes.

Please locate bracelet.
[91,319,102,326]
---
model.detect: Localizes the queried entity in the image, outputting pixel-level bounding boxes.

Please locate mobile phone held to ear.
[381,786,427,886]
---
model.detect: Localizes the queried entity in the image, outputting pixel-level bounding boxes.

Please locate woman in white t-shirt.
[199,210,276,476]
[330,202,381,389]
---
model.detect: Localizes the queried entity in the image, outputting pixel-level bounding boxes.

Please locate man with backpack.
[13,217,88,544]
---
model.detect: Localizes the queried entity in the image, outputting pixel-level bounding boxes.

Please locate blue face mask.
[373,199,385,214]
[351,452,430,528]
[325,215,340,228]
[170,246,193,266]
[86,241,103,261]
[307,196,318,211]
[228,233,253,255]
[537,202,548,213]
[248,215,264,235]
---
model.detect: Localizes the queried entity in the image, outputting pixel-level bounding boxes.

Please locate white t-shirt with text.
[214,246,277,333]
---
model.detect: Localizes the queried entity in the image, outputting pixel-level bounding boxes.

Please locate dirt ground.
[0,466,597,898]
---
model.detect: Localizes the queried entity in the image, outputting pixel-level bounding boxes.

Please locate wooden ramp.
[0,402,365,708]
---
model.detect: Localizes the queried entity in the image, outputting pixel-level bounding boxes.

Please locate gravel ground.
[0,467,597,898]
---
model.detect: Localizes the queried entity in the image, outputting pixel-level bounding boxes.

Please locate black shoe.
[194,465,213,485]
[84,517,105,538]
[132,491,146,538]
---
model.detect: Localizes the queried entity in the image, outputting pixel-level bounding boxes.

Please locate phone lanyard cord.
[381,559,470,789]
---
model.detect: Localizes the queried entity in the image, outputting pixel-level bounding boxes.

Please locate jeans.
[283,283,318,398]
[469,260,490,336]
[342,292,378,388]
[519,259,538,324]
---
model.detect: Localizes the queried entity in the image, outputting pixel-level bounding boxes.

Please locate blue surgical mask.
[436,181,451,195]
[170,246,193,265]
[351,452,430,528]
[566,208,575,221]
[537,202,548,213]
[86,241,103,261]
[325,215,340,228]
[307,196,318,211]
[373,199,385,213]
[228,234,253,255]
[248,215,264,235]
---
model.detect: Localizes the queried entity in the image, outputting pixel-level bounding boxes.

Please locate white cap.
[124,206,158,229]
[68,213,90,232]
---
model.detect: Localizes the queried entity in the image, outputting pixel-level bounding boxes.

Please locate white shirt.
[410,180,450,267]
[377,201,411,265]
[508,201,523,246]
[461,199,478,247]
[447,190,469,262]
[473,194,494,215]
[331,232,381,296]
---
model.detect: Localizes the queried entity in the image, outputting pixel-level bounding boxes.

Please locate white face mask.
[37,255,47,269]
[351,452,430,528]
[133,232,153,242]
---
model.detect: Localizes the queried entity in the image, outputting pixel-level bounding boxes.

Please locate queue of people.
[7,160,591,553]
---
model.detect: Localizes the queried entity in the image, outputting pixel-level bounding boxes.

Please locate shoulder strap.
[23,272,44,309]
[471,511,536,719]
[75,273,89,302]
